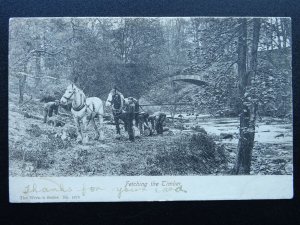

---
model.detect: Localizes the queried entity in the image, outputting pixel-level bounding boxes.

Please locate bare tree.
[234,18,261,174]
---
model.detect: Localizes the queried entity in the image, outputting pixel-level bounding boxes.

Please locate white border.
[9,17,293,203]
[10,175,293,202]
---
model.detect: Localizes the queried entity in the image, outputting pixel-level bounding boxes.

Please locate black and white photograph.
[8,17,293,201]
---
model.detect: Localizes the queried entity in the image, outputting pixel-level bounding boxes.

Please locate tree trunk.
[34,32,44,88]
[234,18,261,174]
[19,63,28,103]
[35,54,42,88]
[281,19,287,48]
[275,18,282,49]
[171,81,177,119]
[237,19,248,98]
[283,18,291,45]
[19,75,26,103]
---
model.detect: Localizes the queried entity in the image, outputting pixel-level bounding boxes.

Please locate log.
[59,112,72,118]
[23,112,43,120]
[47,118,65,127]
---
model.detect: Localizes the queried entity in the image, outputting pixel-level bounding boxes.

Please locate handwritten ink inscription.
[19,178,104,201]
[18,179,187,201]
[116,180,187,199]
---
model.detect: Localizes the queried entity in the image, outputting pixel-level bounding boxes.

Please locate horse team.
[44,84,166,143]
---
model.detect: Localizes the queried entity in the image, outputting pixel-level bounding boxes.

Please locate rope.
[139,105,146,112]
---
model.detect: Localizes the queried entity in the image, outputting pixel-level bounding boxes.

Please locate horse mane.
[109,89,117,95]
[71,84,84,95]
[71,83,78,91]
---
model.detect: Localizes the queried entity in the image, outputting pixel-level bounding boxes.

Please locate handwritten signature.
[116,186,146,199]
[23,179,72,195]
[116,183,187,199]
[22,178,104,196]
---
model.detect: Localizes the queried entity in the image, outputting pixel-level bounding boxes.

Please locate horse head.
[60,84,77,105]
[105,89,114,107]
[106,89,124,110]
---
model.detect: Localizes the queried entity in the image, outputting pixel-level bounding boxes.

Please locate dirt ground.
[9,94,292,177]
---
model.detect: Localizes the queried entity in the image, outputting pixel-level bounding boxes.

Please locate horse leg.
[134,114,138,127]
[138,118,143,135]
[156,118,161,134]
[150,118,155,135]
[135,103,139,127]
[98,114,104,141]
[143,119,150,135]
[119,114,126,133]
[124,120,128,132]
[145,119,150,130]
[127,113,134,141]
[82,116,89,144]
[74,117,83,143]
[142,121,146,135]
[91,118,100,140]
[138,117,144,135]
[114,116,120,135]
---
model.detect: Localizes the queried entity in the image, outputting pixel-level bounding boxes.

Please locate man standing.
[43,100,60,123]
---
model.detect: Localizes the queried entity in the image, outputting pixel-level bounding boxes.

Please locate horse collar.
[72,91,86,111]
[72,103,86,112]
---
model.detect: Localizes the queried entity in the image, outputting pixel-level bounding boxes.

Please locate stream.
[170,114,293,146]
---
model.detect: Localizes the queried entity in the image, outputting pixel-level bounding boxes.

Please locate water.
[170,114,293,145]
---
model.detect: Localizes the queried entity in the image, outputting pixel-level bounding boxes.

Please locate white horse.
[60,84,104,143]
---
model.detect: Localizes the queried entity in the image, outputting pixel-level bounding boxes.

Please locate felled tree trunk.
[234,18,261,174]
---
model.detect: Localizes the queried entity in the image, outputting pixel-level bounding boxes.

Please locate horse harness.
[72,91,86,112]
[65,89,97,117]
[111,93,138,117]
[110,92,123,114]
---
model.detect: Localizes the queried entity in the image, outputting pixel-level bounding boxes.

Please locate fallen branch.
[16,72,65,80]
[19,95,33,107]
[11,48,66,69]
[59,112,72,118]
[23,112,43,120]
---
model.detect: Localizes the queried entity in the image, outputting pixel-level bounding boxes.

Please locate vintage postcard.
[9,17,293,202]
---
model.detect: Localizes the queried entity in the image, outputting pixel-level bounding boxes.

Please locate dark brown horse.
[105,88,139,141]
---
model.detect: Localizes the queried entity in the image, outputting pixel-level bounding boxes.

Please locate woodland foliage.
[9,18,291,119]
